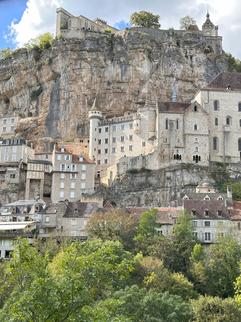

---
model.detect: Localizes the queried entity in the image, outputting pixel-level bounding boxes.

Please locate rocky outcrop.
[0,28,228,149]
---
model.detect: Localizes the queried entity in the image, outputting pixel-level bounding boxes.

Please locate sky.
[0,0,241,58]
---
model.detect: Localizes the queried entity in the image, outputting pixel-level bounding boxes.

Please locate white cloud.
[9,0,241,58]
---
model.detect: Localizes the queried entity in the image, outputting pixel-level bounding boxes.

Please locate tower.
[88,98,103,160]
[202,12,218,37]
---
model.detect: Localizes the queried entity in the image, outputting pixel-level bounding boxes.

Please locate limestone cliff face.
[0,28,227,150]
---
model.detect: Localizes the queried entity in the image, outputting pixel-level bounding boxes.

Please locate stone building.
[0,138,34,163]
[25,159,52,201]
[0,116,19,137]
[56,7,117,39]
[195,72,241,163]
[51,145,95,203]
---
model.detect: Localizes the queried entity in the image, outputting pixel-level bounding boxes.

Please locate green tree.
[26,32,54,50]
[192,295,241,322]
[180,16,197,30]
[191,236,241,298]
[112,285,192,322]
[87,209,137,250]
[130,11,160,29]
[0,48,13,60]
[227,53,241,72]
[149,212,196,274]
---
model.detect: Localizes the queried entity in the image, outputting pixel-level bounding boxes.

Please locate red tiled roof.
[184,200,231,219]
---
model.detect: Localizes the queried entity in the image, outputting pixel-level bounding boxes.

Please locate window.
[105,127,108,132]
[65,155,70,161]
[204,232,211,241]
[70,191,75,199]
[193,231,198,239]
[204,221,210,227]
[105,138,108,144]
[71,182,75,189]
[60,164,65,171]
[238,138,241,151]
[121,124,125,130]
[176,119,179,129]
[112,147,116,153]
[60,182,64,189]
[3,119,7,125]
[10,174,15,179]
[192,210,196,216]
[45,216,50,223]
[81,182,86,189]
[98,139,101,144]
[60,191,64,198]
[204,210,209,217]
[72,164,76,172]
[226,116,231,126]
[213,100,219,111]
[113,137,116,143]
[61,173,65,179]
[165,119,168,130]
[57,154,61,161]
[142,142,146,147]
[129,145,133,151]
[129,123,133,129]
[11,118,14,124]
[97,160,101,165]
[217,210,222,216]
[113,125,116,132]
[98,128,101,133]
[98,149,101,154]
[194,124,198,131]
[81,164,86,171]
[195,147,198,152]
[213,137,218,151]
[81,173,86,180]
[104,159,108,164]
[129,135,133,141]
[239,102,241,111]
[70,173,76,179]
[194,105,197,112]
[121,146,124,152]
[192,221,197,227]
[215,117,218,126]
[105,148,108,154]
[240,120,241,127]
[121,136,124,142]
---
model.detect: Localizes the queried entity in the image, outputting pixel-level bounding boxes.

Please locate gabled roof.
[184,200,231,219]
[206,72,241,91]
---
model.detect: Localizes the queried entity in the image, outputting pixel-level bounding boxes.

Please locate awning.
[0,222,36,231]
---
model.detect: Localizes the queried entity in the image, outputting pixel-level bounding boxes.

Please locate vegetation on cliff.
[1,211,241,321]
[130,11,161,29]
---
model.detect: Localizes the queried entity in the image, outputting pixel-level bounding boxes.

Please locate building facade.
[0,138,34,163]
[56,7,117,39]
[51,145,95,203]
[0,116,19,137]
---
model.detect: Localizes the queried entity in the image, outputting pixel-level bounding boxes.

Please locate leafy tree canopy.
[130,11,160,29]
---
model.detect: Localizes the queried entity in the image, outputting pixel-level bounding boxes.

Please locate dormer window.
[61,146,65,153]
[192,209,196,216]
[204,209,209,217]
[217,210,222,217]
[204,195,210,201]
[217,196,223,200]
[183,195,189,200]
[79,156,83,162]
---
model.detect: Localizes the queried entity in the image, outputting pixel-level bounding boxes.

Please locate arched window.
[238,102,241,112]
[194,105,197,112]
[194,124,198,131]
[213,137,218,151]
[176,119,179,129]
[215,117,218,126]
[213,100,219,111]
[226,116,232,126]
[238,138,241,151]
